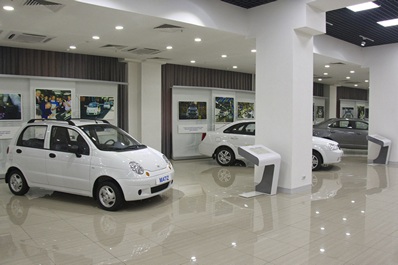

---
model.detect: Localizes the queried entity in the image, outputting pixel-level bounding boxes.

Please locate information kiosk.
[238,145,281,197]
[367,134,391,164]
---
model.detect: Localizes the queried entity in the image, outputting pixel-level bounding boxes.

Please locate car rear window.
[17,125,46,149]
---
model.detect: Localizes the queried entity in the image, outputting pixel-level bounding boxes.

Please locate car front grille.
[151,182,170,194]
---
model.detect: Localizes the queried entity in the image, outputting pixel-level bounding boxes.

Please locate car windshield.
[88,102,98,107]
[79,124,146,151]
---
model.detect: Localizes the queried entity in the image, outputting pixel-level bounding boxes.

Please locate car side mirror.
[68,144,82,158]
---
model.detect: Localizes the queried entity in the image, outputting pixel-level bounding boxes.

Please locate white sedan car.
[198,121,343,170]
[5,119,174,211]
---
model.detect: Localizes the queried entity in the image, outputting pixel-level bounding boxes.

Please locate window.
[50,126,89,155]
[224,122,255,135]
[17,125,46,149]
[355,121,368,130]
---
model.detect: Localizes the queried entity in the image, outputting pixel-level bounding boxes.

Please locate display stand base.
[239,191,267,198]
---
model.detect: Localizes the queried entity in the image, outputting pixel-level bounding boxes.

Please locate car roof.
[27,119,110,127]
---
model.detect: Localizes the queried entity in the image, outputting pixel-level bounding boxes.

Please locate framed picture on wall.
[341,107,354,118]
[80,96,115,120]
[237,102,254,119]
[316,106,324,118]
[215,97,234,122]
[34,89,73,120]
[178,101,207,120]
[0,93,22,121]
[357,106,365,119]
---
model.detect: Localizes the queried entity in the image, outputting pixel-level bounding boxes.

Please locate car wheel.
[312,151,323,171]
[215,147,235,166]
[8,169,30,196]
[97,181,124,211]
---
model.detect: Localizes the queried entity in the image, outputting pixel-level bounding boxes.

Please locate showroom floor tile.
[1,153,398,265]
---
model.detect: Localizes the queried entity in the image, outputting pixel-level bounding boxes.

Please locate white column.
[127,61,163,151]
[140,62,163,151]
[250,0,325,192]
[328,85,337,118]
[365,44,398,163]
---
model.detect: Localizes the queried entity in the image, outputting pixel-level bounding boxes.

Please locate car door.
[352,121,369,148]
[45,126,91,193]
[223,122,255,149]
[14,125,49,185]
[328,120,357,147]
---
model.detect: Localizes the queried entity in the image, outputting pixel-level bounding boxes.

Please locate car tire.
[7,169,30,196]
[97,181,124,211]
[312,150,323,171]
[215,147,235,166]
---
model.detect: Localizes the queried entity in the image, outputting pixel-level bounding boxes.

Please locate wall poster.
[35,89,72,120]
[178,101,207,120]
[316,106,325,118]
[341,107,354,118]
[0,93,22,120]
[237,102,254,119]
[215,97,234,122]
[80,96,115,120]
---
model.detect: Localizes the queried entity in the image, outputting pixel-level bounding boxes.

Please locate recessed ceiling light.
[194,38,201,42]
[190,60,196,63]
[251,49,256,53]
[166,46,173,50]
[3,5,14,11]
[325,65,330,68]
[323,72,328,75]
[115,25,124,30]
[347,2,379,12]
[69,45,76,50]
[318,78,322,81]
[233,66,238,69]
[350,70,355,73]
[354,84,358,87]
[221,54,227,58]
[365,80,369,83]
[92,36,100,40]
[346,76,351,79]
[377,18,398,27]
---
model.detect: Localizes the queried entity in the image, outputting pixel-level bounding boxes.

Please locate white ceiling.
[0,0,369,89]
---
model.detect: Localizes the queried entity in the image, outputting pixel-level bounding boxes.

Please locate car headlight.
[327,142,339,151]
[129,161,144,175]
[162,155,172,168]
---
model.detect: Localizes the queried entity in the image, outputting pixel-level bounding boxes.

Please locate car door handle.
[16,149,22,154]
[49,153,56,158]
[230,136,239,140]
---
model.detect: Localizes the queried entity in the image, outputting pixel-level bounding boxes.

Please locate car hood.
[118,147,168,172]
[312,136,338,146]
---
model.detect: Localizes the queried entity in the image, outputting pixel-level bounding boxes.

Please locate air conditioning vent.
[100,44,128,50]
[330,62,346,65]
[23,0,64,12]
[154,24,183,33]
[124,48,161,55]
[6,32,54,43]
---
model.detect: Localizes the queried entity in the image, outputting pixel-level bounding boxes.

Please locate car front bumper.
[322,149,344,165]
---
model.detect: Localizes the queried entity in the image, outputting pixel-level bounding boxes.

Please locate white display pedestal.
[367,134,391,164]
[238,145,281,197]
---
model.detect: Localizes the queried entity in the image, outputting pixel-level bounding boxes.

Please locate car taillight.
[201,133,207,141]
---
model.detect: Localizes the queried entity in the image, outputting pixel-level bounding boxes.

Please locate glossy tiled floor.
[1,153,398,265]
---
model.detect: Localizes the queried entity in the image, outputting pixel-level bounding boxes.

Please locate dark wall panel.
[336,86,369,117]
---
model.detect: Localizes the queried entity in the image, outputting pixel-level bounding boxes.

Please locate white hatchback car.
[5,119,174,211]
[198,121,343,170]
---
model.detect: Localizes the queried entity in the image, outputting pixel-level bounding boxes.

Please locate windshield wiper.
[124,144,147,150]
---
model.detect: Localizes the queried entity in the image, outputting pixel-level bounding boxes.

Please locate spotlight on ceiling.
[361,41,366,47]
[359,35,374,47]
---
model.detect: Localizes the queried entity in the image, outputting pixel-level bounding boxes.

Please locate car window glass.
[339,121,349,128]
[17,125,46,149]
[355,121,368,130]
[50,126,89,155]
[246,123,255,135]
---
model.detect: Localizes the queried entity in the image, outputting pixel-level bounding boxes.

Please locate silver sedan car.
[313,118,368,149]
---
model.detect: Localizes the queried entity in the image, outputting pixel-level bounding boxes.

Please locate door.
[14,125,48,185]
[328,120,357,148]
[352,121,369,148]
[46,126,91,193]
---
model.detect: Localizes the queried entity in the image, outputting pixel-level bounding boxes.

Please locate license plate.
[156,175,170,185]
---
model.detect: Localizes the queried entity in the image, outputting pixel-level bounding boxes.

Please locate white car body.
[104,102,111,109]
[198,120,343,170]
[5,119,173,210]
[86,102,101,115]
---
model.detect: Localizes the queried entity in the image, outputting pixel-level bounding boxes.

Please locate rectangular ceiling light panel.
[346,2,379,12]
[377,18,398,27]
